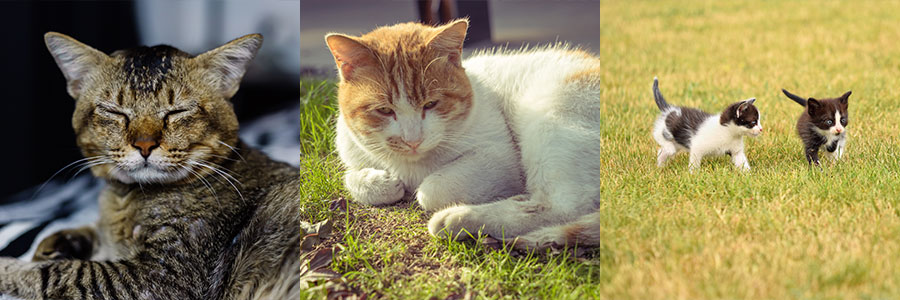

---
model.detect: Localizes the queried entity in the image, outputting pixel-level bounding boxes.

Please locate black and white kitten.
[781,89,850,166]
[652,77,763,172]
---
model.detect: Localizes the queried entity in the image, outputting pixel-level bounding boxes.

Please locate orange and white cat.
[325,20,601,249]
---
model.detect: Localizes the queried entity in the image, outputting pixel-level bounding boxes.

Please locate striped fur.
[0,33,303,300]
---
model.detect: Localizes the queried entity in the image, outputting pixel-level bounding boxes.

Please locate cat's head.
[325,20,473,161]
[45,32,262,184]
[806,91,850,135]
[720,98,763,137]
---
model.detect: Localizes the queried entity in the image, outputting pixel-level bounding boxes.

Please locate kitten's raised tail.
[653,77,671,111]
[782,89,808,106]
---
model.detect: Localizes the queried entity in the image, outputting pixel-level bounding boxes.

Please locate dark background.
[299,0,599,76]
[0,2,299,201]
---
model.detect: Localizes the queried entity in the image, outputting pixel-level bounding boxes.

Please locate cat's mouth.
[109,162,190,184]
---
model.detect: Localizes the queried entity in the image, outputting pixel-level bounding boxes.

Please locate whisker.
[194,159,240,178]
[180,164,219,205]
[67,159,114,182]
[206,154,241,163]
[33,156,108,198]
[189,161,244,202]
[217,140,246,162]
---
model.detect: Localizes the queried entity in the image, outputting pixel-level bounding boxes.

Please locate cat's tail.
[653,77,671,111]
[513,212,602,250]
[781,89,807,106]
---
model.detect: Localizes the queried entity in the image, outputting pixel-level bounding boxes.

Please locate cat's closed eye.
[163,109,189,128]
[375,107,394,116]
[165,109,188,118]
[423,100,438,110]
[97,107,130,126]
[164,109,188,120]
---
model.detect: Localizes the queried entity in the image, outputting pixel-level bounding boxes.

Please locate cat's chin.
[391,148,433,162]
[109,166,190,184]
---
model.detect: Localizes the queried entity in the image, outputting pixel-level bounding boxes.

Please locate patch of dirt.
[312,196,597,298]
[317,197,467,293]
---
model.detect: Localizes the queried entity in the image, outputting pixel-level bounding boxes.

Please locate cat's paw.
[351,168,405,206]
[416,179,459,212]
[32,228,96,261]
[514,228,567,250]
[826,150,842,161]
[428,205,483,241]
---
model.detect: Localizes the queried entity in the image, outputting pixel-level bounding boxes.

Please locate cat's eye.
[825,120,834,125]
[423,100,438,110]
[102,109,130,126]
[841,117,847,124]
[164,109,188,119]
[108,110,128,119]
[376,107,394,115]
[163,109,188,128]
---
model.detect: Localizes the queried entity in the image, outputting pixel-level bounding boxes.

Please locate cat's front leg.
[836,139,846,159]
[428,194,549,240]
[826,138,846,161]
[688,151,703,172]
[805,147,821,166]
[0,257,41,299]
[344,168,406,206]
[732,151,750,172]
[416,153,523,212]
[0,255,201,300]
[657,143,677,167]
[825,149,839,161]
[32,226,98,262]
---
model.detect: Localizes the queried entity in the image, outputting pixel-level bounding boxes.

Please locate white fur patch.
[653,110,760,172]
[337,45,601,243]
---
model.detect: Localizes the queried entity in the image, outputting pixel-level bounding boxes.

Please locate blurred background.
[299,0,600,77]
[0,0,301,201]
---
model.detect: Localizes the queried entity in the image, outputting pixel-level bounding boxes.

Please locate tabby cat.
[0,33,303,299]
[326,20,602,249]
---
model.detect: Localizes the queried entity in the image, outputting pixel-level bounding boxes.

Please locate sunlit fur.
[781,89,851,165]
[327,20,602,250]
[652,78,763,172]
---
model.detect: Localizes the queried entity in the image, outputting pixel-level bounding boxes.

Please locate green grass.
[295,80,608,299]
[297,2,900,298]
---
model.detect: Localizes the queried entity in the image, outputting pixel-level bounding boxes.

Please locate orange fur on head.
[326,20,473,142]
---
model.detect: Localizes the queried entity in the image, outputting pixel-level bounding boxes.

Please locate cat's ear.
[196,33,263,98]
[736,98,755,118]
[427,19,468,67]
[44,32,108,99]
[839,90,851,105]
[325,34,378,81]
[807,98,821,114]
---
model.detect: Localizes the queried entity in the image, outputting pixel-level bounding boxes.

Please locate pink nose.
[835,128,843,133]
[404,140,422,149]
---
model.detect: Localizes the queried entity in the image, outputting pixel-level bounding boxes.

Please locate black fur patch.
[115,45,190,93]
[720,101,759,129]
[665,107,712,148]
[826,140,839,152]
[790,91,850,165]
[806,97,849,131]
